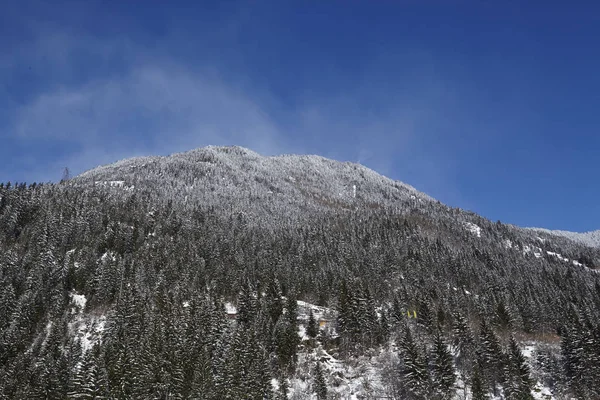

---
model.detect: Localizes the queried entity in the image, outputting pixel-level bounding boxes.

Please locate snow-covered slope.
[75,145,599,254]
[527,228,600,248]
[76,145,436,225]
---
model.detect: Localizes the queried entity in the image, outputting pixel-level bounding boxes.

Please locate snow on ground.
[70,292,87,310]
[77,316,107,352]
[68,291,106,352]
[93,180,134,190]
[225,302,237,315]
[464,222,482,238]
[523,245,543,259]
[100,251,116,263]
[298,325,308,341]
[297,300,333,319]
[68,313,107,352]
[521,343,557,400]
[531,382,554,400]
[289,346,391,400]
[546,251,569,262]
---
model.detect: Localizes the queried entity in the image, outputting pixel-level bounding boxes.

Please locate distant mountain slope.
[77,146,597,251]
[527,228,600,248]
[77,145,433,218]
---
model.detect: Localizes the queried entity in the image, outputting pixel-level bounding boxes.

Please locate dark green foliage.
[431,332,456,399]
[313,361,328,400]
[398,328,430,399]
[471,362,488,400]
[561,322,600,398]
[477,319,505,393]
[452,312,475,373]
[503,337,534,400]
[307,309,318,339]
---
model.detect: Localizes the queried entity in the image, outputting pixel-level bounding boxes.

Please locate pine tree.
[399,327,430,399]
[477,319,504,393]
[314,361,328,400]
[377,309,391,345]
[471,362,488,400]
[237,280,258,327]
[452,312,475,373]
[431,333,456,399]
[503,336,533,400]
[307,309,318,339]
[69,345,109,399]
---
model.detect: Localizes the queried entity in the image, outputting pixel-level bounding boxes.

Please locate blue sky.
[1,1,599,232]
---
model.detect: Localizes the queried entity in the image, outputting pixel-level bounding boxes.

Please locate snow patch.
[464,222,482,238]
[69,314,107,353]
[225,302,237,315]
[70,292,87,310]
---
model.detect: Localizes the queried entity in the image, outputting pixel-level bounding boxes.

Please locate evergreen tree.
[471,362,488,400]
[399,327,430,399]
[307,309,318,339]
[313,361,328,400]
[431,332,456,399]
[503,336,534,400]
[452,312,475,373]
[477,319,504,393]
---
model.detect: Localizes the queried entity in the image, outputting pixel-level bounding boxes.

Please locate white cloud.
[12,64,286,181]
[4,25,465,205]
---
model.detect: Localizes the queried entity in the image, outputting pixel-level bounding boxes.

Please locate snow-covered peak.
[74,145,435,226]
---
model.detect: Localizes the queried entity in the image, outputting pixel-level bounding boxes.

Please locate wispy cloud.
[10,61,287,181]
[2,22,467,207]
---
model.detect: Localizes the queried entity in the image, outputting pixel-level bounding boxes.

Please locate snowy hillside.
[76,146,432,220]
[527,227,600,248]
[2,145,600,399]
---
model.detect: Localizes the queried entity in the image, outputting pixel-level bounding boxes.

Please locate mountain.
[1,145,600,399]
[77,145,433,222]
[527,227,600,248]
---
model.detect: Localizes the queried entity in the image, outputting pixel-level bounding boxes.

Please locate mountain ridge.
[526,227,600,248]
[76,145,599,248]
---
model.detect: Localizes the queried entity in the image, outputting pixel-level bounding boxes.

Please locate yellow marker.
[413,310,417,319]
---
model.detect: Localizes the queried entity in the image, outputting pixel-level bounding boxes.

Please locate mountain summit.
[77,145,431,219]
[79,145,599,247]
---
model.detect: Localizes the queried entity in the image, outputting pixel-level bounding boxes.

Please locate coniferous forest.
[1,146,600,399]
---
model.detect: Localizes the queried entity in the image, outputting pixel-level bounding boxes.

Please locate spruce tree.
[477,319,504,393]
[307,309,318,339]
[471,362,488,400]
[314,361,328,400]
[431,332,456,399]
[399,327,430,399]
[503,336,533,400]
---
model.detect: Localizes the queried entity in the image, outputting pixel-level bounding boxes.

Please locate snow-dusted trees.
[313,361,328,400]
[503,336,534,400]
[397,327,430,399]
[1,149,600,398]
[431,332,456,399]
